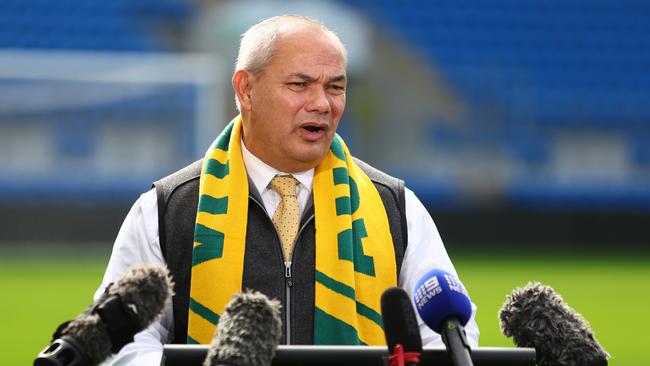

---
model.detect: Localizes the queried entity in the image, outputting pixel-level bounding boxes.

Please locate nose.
[305,86,331,114]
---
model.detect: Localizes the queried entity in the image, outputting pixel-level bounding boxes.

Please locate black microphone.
[203,290,282,366]
[413,269,474,366]
[380,287,422,366]
[35,265,173,366]
[499,282,610,366]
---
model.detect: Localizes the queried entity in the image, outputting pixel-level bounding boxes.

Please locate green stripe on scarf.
[316,270,355,299]
[314,307,361,345]
[315,270,383,328]
[189,297,220,325]
[205,159,229,179]
[198,196,228,215]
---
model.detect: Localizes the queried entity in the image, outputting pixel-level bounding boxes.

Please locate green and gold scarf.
[187,115,396,345]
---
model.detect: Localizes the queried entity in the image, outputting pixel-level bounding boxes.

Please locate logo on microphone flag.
[414,275,442,309]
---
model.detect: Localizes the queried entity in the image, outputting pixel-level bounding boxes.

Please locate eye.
[329,84,345,94]
[288,82,307,89]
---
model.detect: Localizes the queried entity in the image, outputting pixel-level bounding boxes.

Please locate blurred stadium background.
[1,0,648,365]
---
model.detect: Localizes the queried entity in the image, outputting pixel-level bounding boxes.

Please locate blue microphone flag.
[413,269,472,333]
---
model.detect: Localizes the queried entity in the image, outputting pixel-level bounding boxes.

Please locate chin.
[290,152,326,170]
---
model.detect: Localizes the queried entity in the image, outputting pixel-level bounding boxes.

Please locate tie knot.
[270,175,298,197]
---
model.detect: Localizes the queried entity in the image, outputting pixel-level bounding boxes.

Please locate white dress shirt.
[95,142,480,365]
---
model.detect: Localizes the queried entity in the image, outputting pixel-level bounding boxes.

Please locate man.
[96,15,479,365]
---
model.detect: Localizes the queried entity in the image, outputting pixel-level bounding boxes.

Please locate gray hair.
[234,14,348,111]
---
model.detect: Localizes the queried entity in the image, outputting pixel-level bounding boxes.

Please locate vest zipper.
[249,195,294,344]
[284,262,292,344]
[250,194,316,345]
[285,213,314,345]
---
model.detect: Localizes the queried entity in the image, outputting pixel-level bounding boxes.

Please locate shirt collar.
[241,139,314,195]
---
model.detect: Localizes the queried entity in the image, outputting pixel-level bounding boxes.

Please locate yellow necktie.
[270,175,300,261]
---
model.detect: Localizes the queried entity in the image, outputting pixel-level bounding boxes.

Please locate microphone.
[413,269,474,366]
[34,264,173,366]
[499,282,610,366]
[380,287,422,366]
[203,290,282,366]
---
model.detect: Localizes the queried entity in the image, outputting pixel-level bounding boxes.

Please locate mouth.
[299,122,328,141]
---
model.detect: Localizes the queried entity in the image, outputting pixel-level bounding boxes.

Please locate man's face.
[238,27,347,172]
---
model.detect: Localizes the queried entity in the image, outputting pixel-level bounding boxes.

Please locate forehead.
[268,26,347,76]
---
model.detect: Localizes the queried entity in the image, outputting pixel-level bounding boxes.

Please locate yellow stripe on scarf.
[187,116,396,345]
[187,116,248,344]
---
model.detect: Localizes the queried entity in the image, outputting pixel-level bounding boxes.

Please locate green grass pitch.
[454,250,649,366]
[1,246,647,365]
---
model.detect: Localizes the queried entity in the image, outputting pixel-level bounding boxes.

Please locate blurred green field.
[454,249,649,366]
[1,246,647,365]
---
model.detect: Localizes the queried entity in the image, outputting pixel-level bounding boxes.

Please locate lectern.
[162,345,535,366]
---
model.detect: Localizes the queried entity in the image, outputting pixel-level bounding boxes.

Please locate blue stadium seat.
[0,0,192,51]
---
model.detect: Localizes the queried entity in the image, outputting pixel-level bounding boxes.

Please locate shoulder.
[152,160,204,259]
[352,156,403,191]
[153,159,203,203]
[352,157,405,213]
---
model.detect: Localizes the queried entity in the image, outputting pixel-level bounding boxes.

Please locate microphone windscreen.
[106,264,174,330]
[499,282,609,366]
[412,269,472,333]
[58,264,173,365]
[58,314,111,365]
[380,287,423,354]
[204,290,282,366]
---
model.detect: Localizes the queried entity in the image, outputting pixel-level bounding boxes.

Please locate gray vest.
[153,158,407,345]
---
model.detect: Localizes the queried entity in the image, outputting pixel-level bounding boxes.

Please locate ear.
[232,70,254,112]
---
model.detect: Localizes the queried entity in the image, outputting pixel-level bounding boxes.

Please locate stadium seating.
[343,0,650,122]
[0,0,190,51]
[341,0,650,207]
